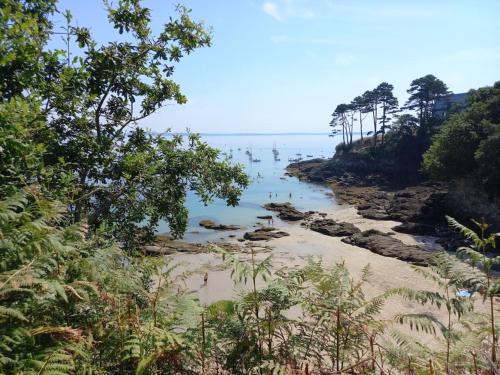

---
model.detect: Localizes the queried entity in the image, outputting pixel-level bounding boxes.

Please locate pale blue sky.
[56,0,500,133]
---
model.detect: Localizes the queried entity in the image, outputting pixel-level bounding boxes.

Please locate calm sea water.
[157,133,352,242]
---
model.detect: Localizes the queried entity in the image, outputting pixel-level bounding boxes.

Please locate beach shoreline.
[163,204,491,340]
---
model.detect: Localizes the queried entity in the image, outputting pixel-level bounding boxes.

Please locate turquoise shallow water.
[156,133,352,242]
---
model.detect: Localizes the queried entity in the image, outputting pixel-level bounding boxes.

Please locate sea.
[156,133,353,242]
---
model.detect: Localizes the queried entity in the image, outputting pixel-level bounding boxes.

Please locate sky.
[55,0,500,134]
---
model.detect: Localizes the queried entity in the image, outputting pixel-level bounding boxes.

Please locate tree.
[392,114,419,136]
[0,0,249,245]
[423,81,500,196]
[363,89,380,145]
[351,95,370,140]
[375,82,399,144]
[330,103,353,145]
[0,0,58,101]
[404,74,450,133]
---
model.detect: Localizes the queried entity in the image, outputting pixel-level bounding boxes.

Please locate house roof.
[433,92,468,111]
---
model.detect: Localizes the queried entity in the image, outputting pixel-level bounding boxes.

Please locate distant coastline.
[157,132,354,137]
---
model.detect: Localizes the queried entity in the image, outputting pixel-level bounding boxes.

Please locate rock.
[143,239,204,256]
[256,227,276,232]
[257,215,273,220]
[309,219,361,237]
[243,228,290,241]
[263,202,309,221]
[392,222,436,235]
[386,185,448,227]
[341,229,432,266]
[142,245,165,256]
[199,219,240,231]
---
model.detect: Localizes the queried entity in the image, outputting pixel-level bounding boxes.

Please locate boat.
[252,159,261,162]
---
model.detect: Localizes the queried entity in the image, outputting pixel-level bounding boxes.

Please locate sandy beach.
[167,205,491,330]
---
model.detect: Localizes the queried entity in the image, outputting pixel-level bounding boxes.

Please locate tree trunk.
[372,105,378,145]
[359,112,363,140]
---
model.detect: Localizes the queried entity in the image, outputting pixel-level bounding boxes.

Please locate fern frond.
[393,313,447,336]
[446,216,483,248]
[0,306,27,321]
[135,352,163,375]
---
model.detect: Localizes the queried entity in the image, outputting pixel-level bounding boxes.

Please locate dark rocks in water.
[309,219,361,237]
[257,215,273,220]
[341,229,432,266]
[243,228,290,241]
[263,202,309,221]
[199,219,240,231]
[286,158,448,234]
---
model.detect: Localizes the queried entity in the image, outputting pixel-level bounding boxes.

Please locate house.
[432,92,468,119]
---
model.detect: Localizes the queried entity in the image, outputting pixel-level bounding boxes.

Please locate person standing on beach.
[204,272,208,286]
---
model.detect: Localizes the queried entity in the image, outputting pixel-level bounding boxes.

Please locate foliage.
[0,0,249,247]
[404,74,450,133]
[0,189,205,374]
[1,187,499,373]
[448,216,500,365]
[0,0,58,100]
[375,82,399,144]
[329,75,445,179]
[423,81,500,196]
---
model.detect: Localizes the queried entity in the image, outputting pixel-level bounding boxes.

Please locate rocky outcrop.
[341,229,432,266]
[243,228,290,241]
[199,219,240,231]
[286,155,397,185]
[309,219,361,237]
[288,157,449,236]
[143,236,242,256]
[263,202,309,221]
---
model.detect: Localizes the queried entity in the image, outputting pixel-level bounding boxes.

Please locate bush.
[335,141,354,154]
[475,130,500,194]
[422,114,481,179]
[423,81,500,196]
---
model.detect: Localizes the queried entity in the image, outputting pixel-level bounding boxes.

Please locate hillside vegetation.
[330,76,500,197]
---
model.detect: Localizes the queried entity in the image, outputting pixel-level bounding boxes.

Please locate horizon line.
[155,132,338,136]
